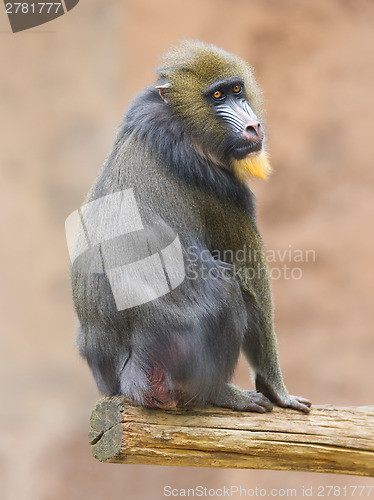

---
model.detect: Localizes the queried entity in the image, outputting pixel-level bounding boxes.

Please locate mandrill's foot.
[256,374,311,414]
[242,390,274,413]
[208,384,273,413]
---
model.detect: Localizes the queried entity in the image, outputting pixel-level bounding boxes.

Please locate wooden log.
[89,396,374,476]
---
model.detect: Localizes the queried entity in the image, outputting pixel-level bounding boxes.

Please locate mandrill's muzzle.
[215,98,264,160]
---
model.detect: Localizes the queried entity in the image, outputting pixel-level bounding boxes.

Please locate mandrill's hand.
[275,394,312,414]
[256,374,312,414]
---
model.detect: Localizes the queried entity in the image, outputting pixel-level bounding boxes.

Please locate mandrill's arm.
[232,220,311,413]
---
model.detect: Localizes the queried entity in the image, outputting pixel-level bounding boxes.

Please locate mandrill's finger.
[245,390,274,411]
[294,396,312,407]
[247,403,271,413]
[289,396,312,414]
[257,396,274,411]
[299,398,312,406]
[297,403,311,414]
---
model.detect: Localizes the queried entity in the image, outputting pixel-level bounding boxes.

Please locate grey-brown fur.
[71,41,311,413]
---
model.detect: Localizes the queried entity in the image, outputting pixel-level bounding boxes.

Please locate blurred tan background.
[0,0,373,499]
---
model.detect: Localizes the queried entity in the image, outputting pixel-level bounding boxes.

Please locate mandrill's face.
[205,78,271,181]
[157,41,271,182]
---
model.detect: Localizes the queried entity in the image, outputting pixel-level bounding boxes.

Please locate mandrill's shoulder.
[119,87,252,207]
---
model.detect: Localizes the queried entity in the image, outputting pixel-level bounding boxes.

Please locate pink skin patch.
[143,365,178,409]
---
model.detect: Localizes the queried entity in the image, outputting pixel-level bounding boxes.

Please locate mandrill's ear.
[156,83,171,103]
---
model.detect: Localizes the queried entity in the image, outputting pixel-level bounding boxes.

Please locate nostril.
[246,123,260,134]
[245,122,263,139]
[245,126,253,135]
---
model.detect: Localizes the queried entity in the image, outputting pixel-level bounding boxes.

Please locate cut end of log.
[89,396,126,461]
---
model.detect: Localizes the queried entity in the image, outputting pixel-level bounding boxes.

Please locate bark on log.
[89,396,374,476]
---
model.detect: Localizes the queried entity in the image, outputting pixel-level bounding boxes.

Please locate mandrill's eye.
[212,90,225,101]
[233,84,242,94]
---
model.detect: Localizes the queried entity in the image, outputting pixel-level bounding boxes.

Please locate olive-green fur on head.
[156,41,263,158]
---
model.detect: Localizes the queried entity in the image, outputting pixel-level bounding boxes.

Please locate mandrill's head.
[156,40,271,182]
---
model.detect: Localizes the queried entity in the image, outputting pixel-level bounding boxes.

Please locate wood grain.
[89,397,374,476]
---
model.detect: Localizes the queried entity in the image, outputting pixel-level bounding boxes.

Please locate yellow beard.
[232,151,272,181]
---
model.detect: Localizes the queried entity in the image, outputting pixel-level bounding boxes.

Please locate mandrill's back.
[70,91,249,406]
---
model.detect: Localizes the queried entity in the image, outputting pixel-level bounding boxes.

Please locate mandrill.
[68,41,311,413]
